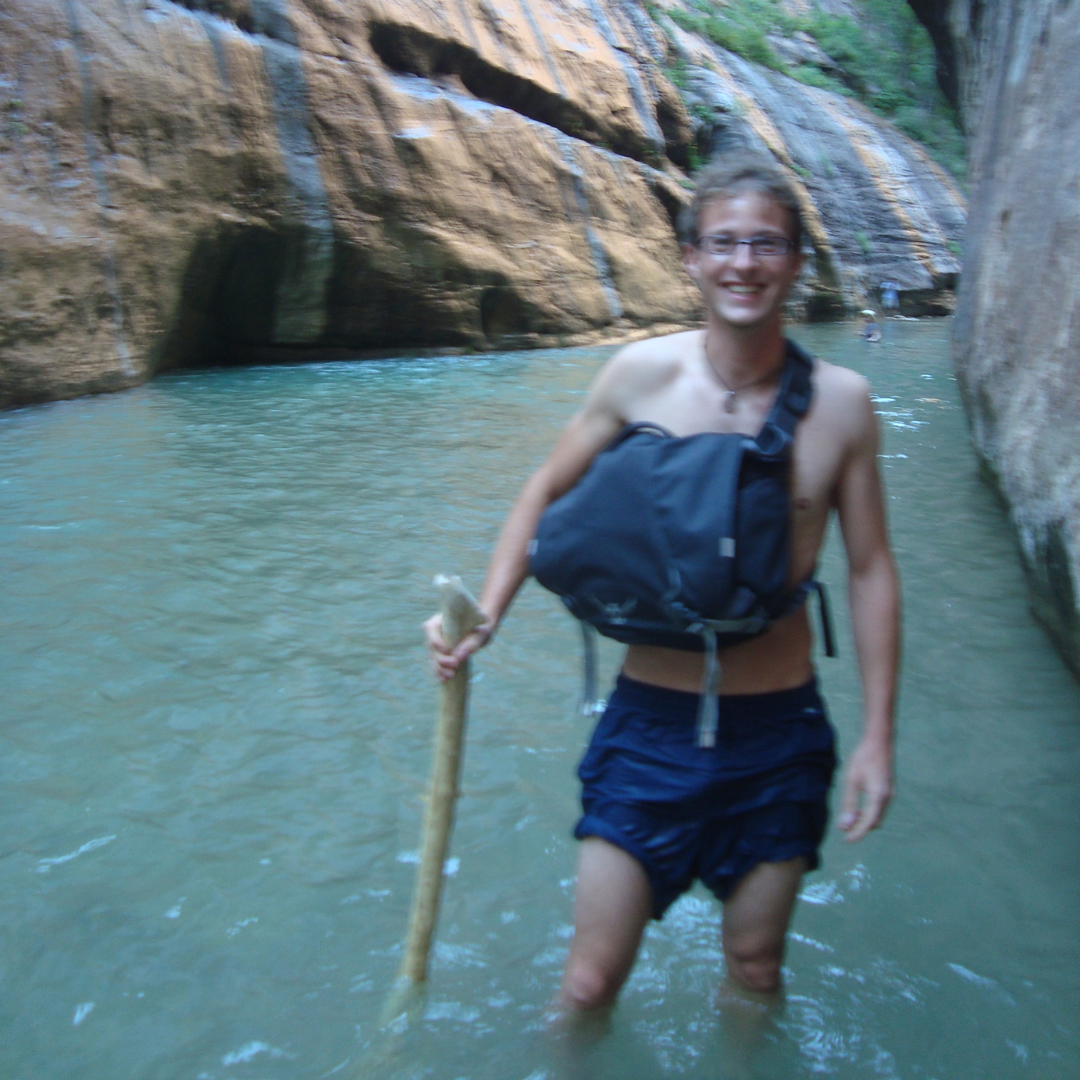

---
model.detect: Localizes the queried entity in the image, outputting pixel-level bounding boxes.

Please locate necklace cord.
[702,333,784,407]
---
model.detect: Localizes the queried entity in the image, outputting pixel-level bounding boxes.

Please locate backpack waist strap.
[576,581,836,746]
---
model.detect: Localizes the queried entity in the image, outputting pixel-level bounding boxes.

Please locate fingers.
[839,777,892,843]
[838,739,893,843]
[423,614,455,681]
[432,650,459,682]
[423,613,448,650]
[423,614,494,681]
[837,775,861,835]
[454,622,494,660]
[842,790,889,842]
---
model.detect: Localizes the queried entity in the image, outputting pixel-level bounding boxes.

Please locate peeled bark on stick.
[399,575,487,984]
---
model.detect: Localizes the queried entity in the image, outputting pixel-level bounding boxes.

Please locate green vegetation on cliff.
[656,0,965,179]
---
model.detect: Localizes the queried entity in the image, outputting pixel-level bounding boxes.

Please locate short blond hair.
[678,150,804,252]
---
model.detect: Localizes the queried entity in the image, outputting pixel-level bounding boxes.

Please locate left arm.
[834,386,901,841]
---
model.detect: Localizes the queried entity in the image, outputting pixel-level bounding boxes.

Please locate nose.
[730,241,758,270]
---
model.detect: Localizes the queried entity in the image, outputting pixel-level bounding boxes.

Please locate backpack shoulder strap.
[754,338,814,455]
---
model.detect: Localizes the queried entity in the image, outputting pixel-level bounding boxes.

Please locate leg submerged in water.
[714,857,807,1076]
[721,855,808,994]
[559,837,653,1013]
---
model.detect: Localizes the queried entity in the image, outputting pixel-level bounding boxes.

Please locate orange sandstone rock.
[0,0,963,408]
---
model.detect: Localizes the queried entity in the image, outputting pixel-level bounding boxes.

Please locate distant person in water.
[861,309,882,342]
[425,151,900,1011]
[880,281,900,314]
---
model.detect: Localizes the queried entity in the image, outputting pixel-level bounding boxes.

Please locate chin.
[714,303,779,329]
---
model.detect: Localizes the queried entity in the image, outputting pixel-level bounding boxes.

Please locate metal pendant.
[723,391,738,413]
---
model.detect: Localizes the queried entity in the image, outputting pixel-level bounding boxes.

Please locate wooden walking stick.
[399,574,487,985]
[364,577,486,1072]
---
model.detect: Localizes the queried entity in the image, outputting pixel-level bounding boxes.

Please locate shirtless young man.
[426,151,899,1010]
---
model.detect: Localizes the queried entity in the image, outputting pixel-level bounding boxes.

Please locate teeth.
[727,286,760,294]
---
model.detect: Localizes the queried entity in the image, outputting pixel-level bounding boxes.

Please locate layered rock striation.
[909,0,1080,677]
[0,0,964,408]
[659,4,965,319]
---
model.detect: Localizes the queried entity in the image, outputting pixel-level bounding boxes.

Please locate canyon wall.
[0,0,963,408]
[909,0,1080,677]
[658,3,965,321]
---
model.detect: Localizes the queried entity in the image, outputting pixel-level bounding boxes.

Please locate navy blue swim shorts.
[574,674,837,918]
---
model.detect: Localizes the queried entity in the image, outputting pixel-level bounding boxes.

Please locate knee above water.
[727,951,783,994]
[562,961,622,1011]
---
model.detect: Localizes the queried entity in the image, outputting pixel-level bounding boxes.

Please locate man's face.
[683,191,802,330]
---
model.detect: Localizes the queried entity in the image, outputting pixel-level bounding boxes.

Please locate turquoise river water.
[1,320,1078,1079]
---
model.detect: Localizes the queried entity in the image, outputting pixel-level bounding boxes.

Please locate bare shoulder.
[602,329,699,382]
[809,357,876,443]
[812,356,872,401]
[589,329,700,416]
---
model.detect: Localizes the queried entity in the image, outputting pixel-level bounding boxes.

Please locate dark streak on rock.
[59,0,135,377]
[368,18,653,164]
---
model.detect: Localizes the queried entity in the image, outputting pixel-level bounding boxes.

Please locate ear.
[682,242,701,283]
[779,241,804,287]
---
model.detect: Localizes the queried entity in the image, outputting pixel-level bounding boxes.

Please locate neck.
[702,314,787,382]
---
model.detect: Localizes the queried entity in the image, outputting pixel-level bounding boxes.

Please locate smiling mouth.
[723,284,764,295]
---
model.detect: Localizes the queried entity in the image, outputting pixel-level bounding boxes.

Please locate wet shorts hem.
[575,807,825,918]
[573,814,670,918]
[704,836,822,903]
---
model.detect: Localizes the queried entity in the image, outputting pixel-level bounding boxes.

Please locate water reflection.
[1,323,1078,1078]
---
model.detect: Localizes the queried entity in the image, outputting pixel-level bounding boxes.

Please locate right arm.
[425,346,656,679]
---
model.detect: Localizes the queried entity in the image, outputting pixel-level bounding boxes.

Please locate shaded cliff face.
[658,5,965,319]
[0,0,963,408]
[909,0,1080,678]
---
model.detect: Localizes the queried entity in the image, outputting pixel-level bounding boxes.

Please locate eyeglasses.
[696,234,794,257]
